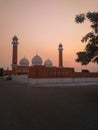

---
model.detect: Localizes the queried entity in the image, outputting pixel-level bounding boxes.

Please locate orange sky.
[0,0,98,72]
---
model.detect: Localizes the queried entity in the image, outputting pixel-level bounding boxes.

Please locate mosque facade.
[11,36,98,78]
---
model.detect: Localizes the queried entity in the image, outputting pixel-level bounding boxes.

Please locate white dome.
[32,55,43,65]
[19,57,29,66]
[44,59,53,67]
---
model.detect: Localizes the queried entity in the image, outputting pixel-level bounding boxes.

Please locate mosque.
[11,35,98,78]
[11,35,74,77]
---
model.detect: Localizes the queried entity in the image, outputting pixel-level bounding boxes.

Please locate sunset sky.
[0,0,98,72]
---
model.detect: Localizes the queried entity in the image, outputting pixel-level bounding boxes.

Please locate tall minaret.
[12,36,19,68]
[58,43,63,67]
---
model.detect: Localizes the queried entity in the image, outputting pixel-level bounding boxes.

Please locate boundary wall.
[12,75,98,85]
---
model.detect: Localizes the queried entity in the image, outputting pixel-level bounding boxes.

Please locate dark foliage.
[75,11,98,65]
[0,68,4,76]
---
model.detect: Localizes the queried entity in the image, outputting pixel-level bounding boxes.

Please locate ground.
[0,80,98,130]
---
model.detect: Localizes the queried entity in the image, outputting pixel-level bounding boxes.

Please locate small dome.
[19,57,29,66]
[44,59,53,67]
[32,55,43,65]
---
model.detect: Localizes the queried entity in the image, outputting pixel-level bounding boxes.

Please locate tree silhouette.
[0,68,3,76]
[75,12,98,65]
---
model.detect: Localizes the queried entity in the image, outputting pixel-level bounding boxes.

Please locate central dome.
[32,55,43,65]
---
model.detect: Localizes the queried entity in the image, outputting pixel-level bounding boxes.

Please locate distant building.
[11,36,74,77]
[11,36,98,78]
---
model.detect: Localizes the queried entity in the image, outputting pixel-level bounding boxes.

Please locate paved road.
[0,80,98,130]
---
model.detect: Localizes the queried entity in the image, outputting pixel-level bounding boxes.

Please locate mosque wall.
[28,65,98,78]
[6,66,98,79]
[28,65,74,78]
[17,66,29,74]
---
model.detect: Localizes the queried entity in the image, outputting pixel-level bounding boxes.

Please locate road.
[0,79,98,130]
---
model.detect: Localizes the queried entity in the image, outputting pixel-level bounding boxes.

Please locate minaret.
[58,43,63,67]
[12,36,19,68]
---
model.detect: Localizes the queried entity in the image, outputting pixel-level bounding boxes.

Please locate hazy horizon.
[0,0,98,72]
